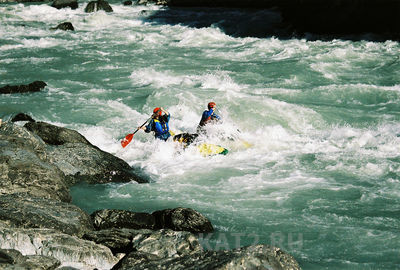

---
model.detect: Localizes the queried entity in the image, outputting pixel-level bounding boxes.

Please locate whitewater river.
[1,1,400,269]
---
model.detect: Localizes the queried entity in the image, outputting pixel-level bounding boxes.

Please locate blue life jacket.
[199,108,220,127]
[145,114,171,141]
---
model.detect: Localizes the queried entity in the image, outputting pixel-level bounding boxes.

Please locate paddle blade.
[121,133,134,148]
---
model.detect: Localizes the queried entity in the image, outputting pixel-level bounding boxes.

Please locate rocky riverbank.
[0,118,301,269]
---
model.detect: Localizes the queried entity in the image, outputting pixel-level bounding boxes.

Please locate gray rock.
[24,121,147,184]
[0,81,47,94]
[51,0,78,9]
[0,193,93,237]
[84,0,113,13]
[0,123,71,202]
[0,248,61,270]
[0,226,119,270]
[91,209,156,230]
[113,244,301,270]
[152,207,213,233]
[83,228,137,254]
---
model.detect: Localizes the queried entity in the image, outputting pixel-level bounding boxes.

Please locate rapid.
[1,1,400,269]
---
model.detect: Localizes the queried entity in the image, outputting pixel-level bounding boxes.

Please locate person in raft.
[197,102,221,133]
[140,107,173,141]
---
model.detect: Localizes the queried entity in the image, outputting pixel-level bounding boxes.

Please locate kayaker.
[140,107,172,141]
[197,102,221,133]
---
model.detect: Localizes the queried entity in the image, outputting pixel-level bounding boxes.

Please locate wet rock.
[83,228,137,254]
[50,22,75,31]
[0,193,93,237]
[123,0,132,5]
[0,248,61,269]
[0,81,47,94]
[84,0,113,13]
[24,121,147,184]
[11,113,35,123]
[91,209,156,230]
[113,244,301,270]
[51,0,78,9]
[152,207,213,233]
[0,226,118,270]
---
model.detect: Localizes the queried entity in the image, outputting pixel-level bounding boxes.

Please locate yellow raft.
[197,143,228,156]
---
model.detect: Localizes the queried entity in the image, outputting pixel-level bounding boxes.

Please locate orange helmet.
[153,107,162,116]
[208,102,216,109]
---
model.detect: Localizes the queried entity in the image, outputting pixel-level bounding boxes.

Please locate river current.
[1,2,400,269]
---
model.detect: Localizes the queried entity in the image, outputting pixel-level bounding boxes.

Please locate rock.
[122,0,132,5]
[152,207,213,233]
[113,244,301,270]
[83,228,138,254]
[11,113,35,123]
[51,0,78,9]
[24,121,147,184]
[0,193,93,237]
[84,0,113,13]
[0,123,71,202]
[0,248,61,269]
[0,81,47,94]
[50,22,75,31]
[91,209,156,230]
[0,226,119,270]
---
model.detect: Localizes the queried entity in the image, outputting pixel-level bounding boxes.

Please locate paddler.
[197,102,221,133]
[139,107,173,141]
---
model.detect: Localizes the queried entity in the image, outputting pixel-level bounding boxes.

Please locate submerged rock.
[84,0,113,13]
[50,22,75,31]
[152,207,214,233]
[11,113,35,123]
[0,193,93,237]
[0,81,47,94]
[51,0,78,9]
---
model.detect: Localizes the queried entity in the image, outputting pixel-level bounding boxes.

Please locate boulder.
[91,209,156,230]
[51,0,78,9]
[0,81,47,94]
[123,0,132,5]
[0,123,71,202]
[84,0,113,13]
[0,226,119,270]
[50,22,75,31]
[24,121,147,184]
[11,113,35,123]
[0,248,61,269]
[152,207,213,233]
[83,228,139,254]
[113,244,301,270]
[0,193,93,236]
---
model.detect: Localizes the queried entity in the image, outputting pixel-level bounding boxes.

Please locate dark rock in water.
[25,121,91,146]
[0,123,71,202]
[91,209,156,230]
[51,0,78,9]
[113,244,301,270]
[0,193,93,236]
[51,22,75,31]
[152,207,213,233]
[0,248,61,269]
[84,0,113,13]
[0,81,46,94]
[24,121,146,184]
[123,0,132,5]
[11,113,35,123]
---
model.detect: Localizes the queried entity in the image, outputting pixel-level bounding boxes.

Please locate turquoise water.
[1,2,400,269]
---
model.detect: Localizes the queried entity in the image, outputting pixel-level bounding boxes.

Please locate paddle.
[121,118,151,148]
